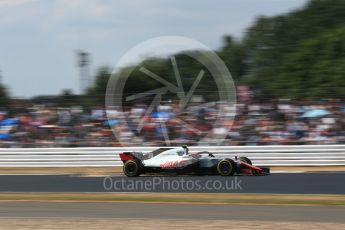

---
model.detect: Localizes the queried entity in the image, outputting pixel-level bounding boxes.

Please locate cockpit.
[158,148,187,157]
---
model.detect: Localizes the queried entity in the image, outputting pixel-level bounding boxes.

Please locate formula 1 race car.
[119,146,270,177]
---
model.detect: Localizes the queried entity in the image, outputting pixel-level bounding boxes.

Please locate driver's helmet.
[182,145,189,155]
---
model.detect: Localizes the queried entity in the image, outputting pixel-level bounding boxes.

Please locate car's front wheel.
[216,159,236,176]
[123,160,141,177]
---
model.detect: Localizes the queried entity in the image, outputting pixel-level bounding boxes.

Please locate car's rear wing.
[119,148,174,163]
[119,152,144,162]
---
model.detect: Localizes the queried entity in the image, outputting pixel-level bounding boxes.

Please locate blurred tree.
[57,89,81,107]
[243,0,345,98]
[83,0,345,103]
[0,84,10,108]
[218,35,247,82]
[117,53,219,106]
[84,66,112,106]
[278,27,345,99]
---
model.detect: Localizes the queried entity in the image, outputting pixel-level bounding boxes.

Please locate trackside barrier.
[0,145,344,167]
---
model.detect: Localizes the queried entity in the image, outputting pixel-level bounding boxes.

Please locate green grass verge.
[0,193,344,206]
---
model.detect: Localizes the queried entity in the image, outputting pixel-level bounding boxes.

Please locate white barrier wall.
[0,145,344,167]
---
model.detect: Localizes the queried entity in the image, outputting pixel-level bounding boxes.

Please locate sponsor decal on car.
[160,160,190,168]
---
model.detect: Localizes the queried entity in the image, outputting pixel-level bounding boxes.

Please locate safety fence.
[0,145,344,167]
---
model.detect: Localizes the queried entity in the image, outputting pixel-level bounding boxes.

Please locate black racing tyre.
[216,159,236,176]
[123,160,141,177]
[239,156,252,165]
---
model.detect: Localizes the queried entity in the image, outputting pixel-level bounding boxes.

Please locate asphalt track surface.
[0,172,344,194]
[0,202,344,222]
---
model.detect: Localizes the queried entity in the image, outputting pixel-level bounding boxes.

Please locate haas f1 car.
[119,146,270,177]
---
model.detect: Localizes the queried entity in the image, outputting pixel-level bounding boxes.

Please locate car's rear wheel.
[239,156,252,165]
[123,160,141,177]
[216,159,236,176]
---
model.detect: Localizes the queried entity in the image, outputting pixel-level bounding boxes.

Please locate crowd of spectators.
[0,99,344,148]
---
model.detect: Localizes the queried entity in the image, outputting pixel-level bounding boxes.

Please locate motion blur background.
[0,0,344,147]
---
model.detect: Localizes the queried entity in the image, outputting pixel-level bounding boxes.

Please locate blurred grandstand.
[0,94,344,147]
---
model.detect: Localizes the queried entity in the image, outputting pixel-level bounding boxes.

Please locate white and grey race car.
[119,146,270,177]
